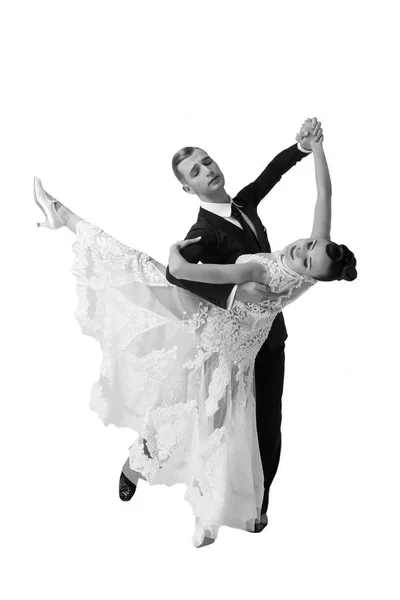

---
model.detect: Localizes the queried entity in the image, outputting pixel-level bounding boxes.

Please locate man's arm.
[235,119,323,209]
[165,226,236,309]
[235,142,311,208]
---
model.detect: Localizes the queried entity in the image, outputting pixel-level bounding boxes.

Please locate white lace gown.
[72,220,316,546]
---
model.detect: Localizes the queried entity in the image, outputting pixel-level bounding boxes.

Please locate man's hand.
[296,117,323,151]
[234,281,274,304]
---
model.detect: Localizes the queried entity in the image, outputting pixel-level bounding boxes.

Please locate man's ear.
[182,185,196,195]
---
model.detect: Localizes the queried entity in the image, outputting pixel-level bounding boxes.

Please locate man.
[120,118,323,533]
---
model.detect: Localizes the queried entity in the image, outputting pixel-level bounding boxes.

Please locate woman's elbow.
[168,264,182,279]
[250,263,267,285]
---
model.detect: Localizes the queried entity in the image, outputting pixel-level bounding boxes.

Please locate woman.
[33,129,356,547]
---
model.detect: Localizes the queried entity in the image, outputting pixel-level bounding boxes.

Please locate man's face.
[177,149,225,196]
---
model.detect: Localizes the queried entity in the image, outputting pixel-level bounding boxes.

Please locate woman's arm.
[310,140,332,240]
[171,259,268,285]
[168,238,269,285]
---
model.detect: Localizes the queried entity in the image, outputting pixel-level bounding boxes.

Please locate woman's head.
[283,238,357,281]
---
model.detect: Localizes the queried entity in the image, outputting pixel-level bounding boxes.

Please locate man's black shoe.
[251,515,268,533]
[119,471,137,501]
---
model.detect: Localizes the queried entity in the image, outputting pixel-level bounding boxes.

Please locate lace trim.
[74,221,171,287]
[235,252,316,314]
[72,225,316,546]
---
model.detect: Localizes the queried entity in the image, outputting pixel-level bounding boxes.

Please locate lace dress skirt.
[71,221,277,546]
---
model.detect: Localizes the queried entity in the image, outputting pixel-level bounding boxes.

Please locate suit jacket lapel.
[198,206,261,253]
[233,200,269,253]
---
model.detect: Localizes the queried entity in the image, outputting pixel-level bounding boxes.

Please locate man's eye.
[307,241,312,249]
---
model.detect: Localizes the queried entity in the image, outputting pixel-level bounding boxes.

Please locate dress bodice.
[183,251,317,371]
[235,250,316,306]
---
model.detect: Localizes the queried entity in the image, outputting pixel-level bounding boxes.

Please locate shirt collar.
[199,196,234,218]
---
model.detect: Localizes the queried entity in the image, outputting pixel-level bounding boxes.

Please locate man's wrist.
[297,142,312,154]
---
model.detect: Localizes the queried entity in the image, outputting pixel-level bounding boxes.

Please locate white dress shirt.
[199,143,311,310]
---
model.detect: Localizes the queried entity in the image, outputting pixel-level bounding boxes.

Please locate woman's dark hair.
[316,242,357,282]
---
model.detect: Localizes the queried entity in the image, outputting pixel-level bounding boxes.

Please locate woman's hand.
[296,117,324,150]
[168,236,202,276]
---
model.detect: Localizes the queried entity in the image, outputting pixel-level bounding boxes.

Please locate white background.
[2,1,399,599]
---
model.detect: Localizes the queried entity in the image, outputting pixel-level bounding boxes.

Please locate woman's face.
[283,238,332,279]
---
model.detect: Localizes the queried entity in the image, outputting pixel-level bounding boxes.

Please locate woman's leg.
[54,200,83,234]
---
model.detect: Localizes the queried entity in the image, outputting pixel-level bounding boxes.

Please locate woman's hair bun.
[322,243,357,282]
[337,244,357,281]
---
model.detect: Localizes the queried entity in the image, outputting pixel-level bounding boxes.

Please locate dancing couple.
[33,117,357,547]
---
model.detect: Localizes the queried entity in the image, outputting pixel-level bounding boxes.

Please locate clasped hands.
[296,117,324,150]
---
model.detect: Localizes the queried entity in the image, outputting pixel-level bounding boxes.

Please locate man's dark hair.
[172,146,205,184]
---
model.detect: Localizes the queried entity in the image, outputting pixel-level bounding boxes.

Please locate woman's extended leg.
[34,177,84,234]
[54,200,83,234]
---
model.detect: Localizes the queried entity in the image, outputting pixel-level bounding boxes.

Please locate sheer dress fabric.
[72,221,315,546]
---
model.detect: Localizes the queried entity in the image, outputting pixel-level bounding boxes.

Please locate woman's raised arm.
[310,140,332,240]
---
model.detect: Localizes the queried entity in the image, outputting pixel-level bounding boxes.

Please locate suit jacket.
[166,143,310,352]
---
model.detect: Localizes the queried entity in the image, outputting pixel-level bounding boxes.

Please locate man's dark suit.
[166,143,310,516]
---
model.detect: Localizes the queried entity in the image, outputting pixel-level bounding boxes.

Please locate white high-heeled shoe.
[33,177,65,229]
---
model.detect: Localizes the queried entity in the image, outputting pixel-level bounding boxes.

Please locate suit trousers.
[254,343,286,515]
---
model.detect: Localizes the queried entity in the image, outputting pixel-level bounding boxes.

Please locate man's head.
[172,147,225,198]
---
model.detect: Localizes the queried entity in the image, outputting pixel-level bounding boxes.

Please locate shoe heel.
[33,177,64,230]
